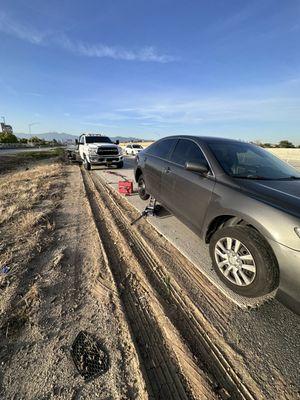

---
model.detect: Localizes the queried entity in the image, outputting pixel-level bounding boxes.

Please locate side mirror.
[75,139,78,145]
[185,161,209,174]
[115,140,120,145]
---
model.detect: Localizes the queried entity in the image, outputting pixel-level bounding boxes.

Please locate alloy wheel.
[214,237,256,286]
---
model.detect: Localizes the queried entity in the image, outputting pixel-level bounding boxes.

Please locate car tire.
[209,226,279,297]
[138,174,150,200]
[116,161,124,169]
[83,157,91,170]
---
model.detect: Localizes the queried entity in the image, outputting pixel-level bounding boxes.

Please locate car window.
[85,136,112,143]
[208,141,300,179]
[147,139,176,159]
[171,139,207,167]
[79,136,85,144]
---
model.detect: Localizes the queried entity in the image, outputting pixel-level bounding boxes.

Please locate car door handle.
[164,167,171,174]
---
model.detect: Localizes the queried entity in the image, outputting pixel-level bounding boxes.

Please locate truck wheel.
[83,157,91,170]
[116,161,124,169]
[138,174,150,201]
[209,226,279,297]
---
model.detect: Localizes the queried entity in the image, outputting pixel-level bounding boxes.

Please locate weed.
[163,274,172,295]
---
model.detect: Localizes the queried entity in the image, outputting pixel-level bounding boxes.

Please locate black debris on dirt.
[71,331,110,382]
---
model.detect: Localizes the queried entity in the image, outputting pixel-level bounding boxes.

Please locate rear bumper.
[89,155,123,165]
[268,238,300,314]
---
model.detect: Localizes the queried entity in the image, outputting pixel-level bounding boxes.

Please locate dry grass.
[0,148,64,174]
[2,283,40,338]
[0,159,65,340]
[0,160,65,320]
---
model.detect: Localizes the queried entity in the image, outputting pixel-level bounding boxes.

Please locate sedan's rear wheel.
[138,174,150,200]
[209,226,279,297]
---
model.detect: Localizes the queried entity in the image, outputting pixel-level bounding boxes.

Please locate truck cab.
[77,133,123,170]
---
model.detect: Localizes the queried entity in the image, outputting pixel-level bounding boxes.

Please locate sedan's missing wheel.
[138,174,150,200]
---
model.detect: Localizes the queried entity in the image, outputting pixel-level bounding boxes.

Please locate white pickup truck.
[72,133,123,170]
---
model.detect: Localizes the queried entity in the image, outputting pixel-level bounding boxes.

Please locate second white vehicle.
[125,144,144,156]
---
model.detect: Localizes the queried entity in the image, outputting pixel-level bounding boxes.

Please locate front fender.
[203,185,300,251]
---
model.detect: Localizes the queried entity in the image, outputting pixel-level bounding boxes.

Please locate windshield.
[86,136,112,144]
[132,144,142,148]
[208,141,300,180]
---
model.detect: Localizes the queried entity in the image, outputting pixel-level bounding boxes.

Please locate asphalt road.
[0,146,61,155]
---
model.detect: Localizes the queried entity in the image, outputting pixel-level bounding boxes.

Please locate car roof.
[158,135,247,145]
[82,133,109,137]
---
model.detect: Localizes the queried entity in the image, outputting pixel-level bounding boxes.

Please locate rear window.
[146,139,176,159]
[170,139,207,167]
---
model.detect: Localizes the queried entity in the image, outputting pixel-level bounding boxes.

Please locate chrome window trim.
[145,137,215,177]
[145,138,178,160]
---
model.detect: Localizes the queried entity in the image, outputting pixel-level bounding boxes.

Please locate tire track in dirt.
[82,167,261,400]
[95,167,300,400]
[91,171,262,399]
[82,169,216,400]
[100,171,233,334]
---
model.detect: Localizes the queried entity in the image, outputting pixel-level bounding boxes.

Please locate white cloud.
[0,12,174,63]
[87,95,300,126]
[57,34,174,62]
[0,12,46,44]
[25,92,43,97]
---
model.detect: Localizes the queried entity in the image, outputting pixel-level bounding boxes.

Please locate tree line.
[0,131,61,146]
[255,140,300,148]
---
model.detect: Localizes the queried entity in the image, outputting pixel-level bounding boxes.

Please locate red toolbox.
[118,180,133,196]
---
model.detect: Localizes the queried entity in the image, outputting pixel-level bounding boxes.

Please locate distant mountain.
[16,132,149,143]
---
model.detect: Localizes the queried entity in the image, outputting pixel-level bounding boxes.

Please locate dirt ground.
[1,155,299,400]
[0,158,147,399]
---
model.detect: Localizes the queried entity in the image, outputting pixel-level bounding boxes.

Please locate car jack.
[130,197,157,225]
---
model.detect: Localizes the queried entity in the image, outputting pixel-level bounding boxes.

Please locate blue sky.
[0,0,300,143]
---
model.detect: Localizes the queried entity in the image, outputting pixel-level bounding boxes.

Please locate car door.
[143,138,177,200]
[162,138,215,234]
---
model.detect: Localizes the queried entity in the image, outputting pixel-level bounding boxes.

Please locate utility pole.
[28,122,38,135]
